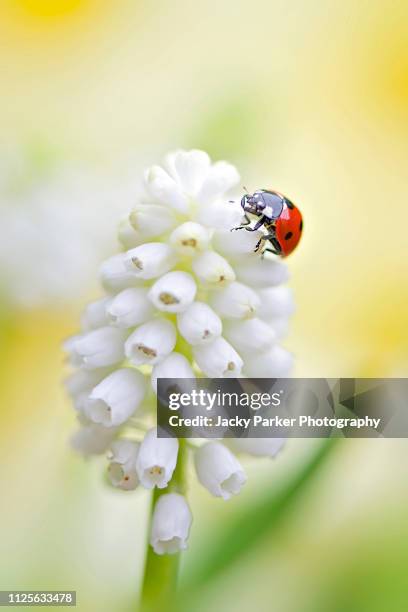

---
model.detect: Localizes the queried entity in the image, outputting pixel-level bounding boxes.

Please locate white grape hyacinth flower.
[107,439,140,490]
[85,368,146,427]
[150,493,193,555]
[136,427,179,489]
[228,437,287,458]
[64,149,295,555]
[194,441,247,500]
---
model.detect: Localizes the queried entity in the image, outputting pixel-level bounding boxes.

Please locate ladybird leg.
[271,236,282,254]
[249,216,266,231]
[240,216,266,233]
[231,213,261,232]
[262,235,282,256]
[261,247,279,259]
[255,233,281,255]
[254,235,266,252]
[231,213,250,231]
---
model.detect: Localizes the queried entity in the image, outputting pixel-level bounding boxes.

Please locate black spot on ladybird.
[284,231,293,240]
[299,219,303,232]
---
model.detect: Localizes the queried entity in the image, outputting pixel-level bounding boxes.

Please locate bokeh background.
[0,1,407,610]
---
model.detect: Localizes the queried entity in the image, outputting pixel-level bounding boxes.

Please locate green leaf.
[180,438,338,596]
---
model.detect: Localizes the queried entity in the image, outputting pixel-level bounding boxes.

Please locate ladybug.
[231,189,303,257]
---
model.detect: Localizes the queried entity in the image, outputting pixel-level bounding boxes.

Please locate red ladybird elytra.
[231,189,303,257]
[274,196,303,257]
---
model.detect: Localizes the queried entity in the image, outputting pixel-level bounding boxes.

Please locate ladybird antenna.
[228,200,235,204]
[243,185,248,193]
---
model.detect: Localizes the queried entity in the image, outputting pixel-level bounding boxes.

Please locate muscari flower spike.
[64,149,294,555]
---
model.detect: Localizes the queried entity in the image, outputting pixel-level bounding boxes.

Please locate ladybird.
[231,189,303,257]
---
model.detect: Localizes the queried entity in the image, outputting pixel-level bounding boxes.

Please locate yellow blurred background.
[0,1,407,610]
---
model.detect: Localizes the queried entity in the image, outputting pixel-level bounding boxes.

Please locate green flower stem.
[140,438,188,610]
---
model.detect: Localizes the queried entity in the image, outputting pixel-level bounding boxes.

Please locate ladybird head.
[241,191,265,216]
